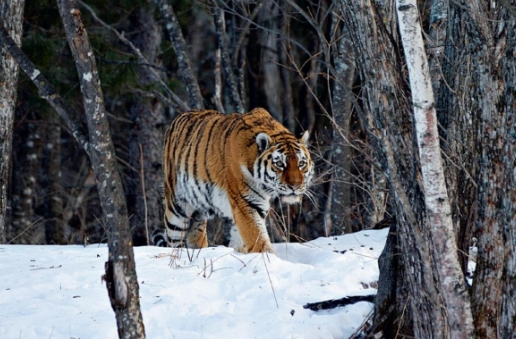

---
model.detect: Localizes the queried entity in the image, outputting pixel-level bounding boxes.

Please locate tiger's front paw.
[246,240,275,254]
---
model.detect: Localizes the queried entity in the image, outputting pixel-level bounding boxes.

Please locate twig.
[262,253,279,309]
[7,217,43,244]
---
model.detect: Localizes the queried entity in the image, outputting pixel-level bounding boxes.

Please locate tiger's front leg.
[230,203,274,253]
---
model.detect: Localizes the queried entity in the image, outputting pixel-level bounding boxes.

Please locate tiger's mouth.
[280,194,302,204]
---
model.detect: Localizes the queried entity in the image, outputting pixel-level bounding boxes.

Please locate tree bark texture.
[338,0,458,337]
[331,18,354,234]
[451,1,516,337]
[56,1,145,338]
[0,0,25,244]
[396,0,474,337]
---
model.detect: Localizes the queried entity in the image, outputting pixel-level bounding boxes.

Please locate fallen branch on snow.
[303,295,375,311]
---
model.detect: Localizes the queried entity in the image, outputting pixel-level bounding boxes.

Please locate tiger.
[152,107,313,253]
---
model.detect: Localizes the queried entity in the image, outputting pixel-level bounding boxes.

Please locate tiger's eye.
[273,160,284,169]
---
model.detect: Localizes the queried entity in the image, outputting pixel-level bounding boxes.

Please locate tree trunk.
[127,7,165,246]
[0,0,25,244]
[211,1,244,113]
[56,1,145,338]
[11,120,44,244]
[458,2,516,337]
[43,110,65,244]
[330,17,354,234]
[396,0,473,336]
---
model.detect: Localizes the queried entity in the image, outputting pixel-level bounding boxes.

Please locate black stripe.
[171,201,187,218]
[165,221,188,231]
[244,181,266,200]
[220,118,240,167]
[184,117,205,179]
[203,118,218,183]
[256,159,262,179]
[241,194,267,219]
[192,119,210,208]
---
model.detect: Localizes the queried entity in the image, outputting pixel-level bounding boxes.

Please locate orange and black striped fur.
[153,108,313,253]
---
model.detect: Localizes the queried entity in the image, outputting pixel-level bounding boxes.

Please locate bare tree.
[0,0,25,243]
[56,1,145,337]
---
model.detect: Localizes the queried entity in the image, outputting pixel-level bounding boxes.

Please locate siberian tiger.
[152,108,313,253]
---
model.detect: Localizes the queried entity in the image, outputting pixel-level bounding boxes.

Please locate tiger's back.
[156,108,313,253]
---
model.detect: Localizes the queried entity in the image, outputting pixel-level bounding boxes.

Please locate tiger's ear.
[300,131,309,144]
[256,133,271,152]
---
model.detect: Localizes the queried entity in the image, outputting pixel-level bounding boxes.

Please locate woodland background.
[1,0,516,338]
[2,0,374,247]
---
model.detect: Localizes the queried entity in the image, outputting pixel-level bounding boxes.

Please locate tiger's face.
[254,131,313,204]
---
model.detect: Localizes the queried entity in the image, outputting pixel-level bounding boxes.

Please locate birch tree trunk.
[396,0,474,337]
[56,1,145,337]
[0,0,25,243]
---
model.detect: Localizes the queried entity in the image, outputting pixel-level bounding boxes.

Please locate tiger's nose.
[290,184,300,191]
[289,178,302,190]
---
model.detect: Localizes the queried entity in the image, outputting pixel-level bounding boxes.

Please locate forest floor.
[0,228,388,339]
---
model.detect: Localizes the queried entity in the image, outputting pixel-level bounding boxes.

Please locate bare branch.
[153,0,204,110]
[210,0,245,113]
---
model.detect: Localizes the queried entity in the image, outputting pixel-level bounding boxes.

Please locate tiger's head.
[253,131,313,204]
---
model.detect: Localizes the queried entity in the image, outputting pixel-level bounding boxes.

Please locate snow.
[0,228,389,339]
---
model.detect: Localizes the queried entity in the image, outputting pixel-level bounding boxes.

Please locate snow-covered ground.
[0,228,388,339]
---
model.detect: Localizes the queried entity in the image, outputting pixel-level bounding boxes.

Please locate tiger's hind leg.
[162,201,192,247]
